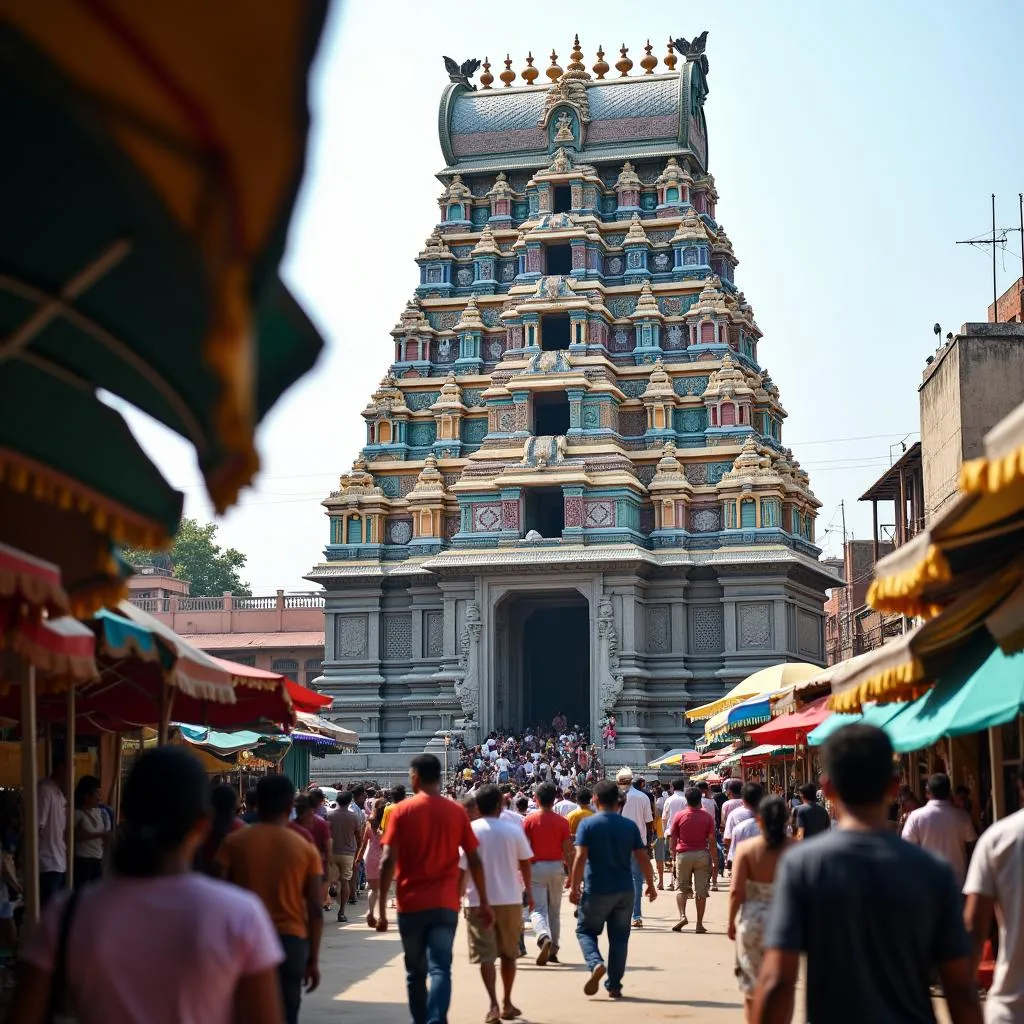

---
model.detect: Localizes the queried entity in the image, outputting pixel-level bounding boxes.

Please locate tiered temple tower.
[308,34,835,766]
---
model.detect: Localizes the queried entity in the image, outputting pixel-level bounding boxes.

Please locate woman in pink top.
[10,747,285,1024]
[359,798,386,928]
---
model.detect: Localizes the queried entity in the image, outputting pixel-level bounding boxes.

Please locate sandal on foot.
[672,918,687,932]
[501,1006,521,1020]
[695,924,708,934]
[485,1009,500,1024]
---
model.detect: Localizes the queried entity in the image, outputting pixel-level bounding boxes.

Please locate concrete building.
[920,322,1024,521]
[308,35,836,770]
[126,567,325,684]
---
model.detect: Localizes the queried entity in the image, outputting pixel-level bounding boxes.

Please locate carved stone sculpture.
[455,601,482,727]
[597,597,623,714]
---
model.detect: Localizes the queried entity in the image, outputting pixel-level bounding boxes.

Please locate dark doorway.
[523,487,564,538]
[553,186,572,214]
[540,314,570,351]
[533,391,569,436]
[523,602,589,730]
[546,244,572,276]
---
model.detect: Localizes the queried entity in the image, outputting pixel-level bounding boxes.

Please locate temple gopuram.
[308,34,835,767]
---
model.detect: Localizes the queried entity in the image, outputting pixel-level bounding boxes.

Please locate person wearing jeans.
[616,768,653,928]
[523,782,572,965]
[378,754,492,1024]
[570,780,657,999]
[397,908,460,1024]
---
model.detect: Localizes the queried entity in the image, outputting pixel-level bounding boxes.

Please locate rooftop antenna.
[956,194,1004,320]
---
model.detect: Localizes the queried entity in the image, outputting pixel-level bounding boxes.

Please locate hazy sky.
[117,1,1024,592]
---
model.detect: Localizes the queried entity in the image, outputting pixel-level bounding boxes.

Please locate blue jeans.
[630,858,644,920]
[576,890,634,993]
[397,908,459,1024]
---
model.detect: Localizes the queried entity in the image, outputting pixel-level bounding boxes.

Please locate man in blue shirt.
[570,780,657,999]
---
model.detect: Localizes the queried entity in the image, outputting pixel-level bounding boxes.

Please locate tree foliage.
[123,518,251,597]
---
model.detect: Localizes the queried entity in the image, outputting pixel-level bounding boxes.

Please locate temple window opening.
[553,185,572,213]
[666,186,679,202]
[524,486,565,538]
[533,390,570,436]
[540,313,570,351]
[448,202,463,220]
[546,243,572,276]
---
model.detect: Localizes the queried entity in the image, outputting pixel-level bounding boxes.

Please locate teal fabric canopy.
[807,702,914,747]
[885,640,1024,754]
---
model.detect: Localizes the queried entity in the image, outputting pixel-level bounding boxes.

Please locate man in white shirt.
[724,782,762,867]
[661,777,688,891]
[495,755,512,784]
[902,773,977,886]
[553,790,576,818]
[720,779,743,833]
[460,784,534,1023]
[617,768,653,928]
[964,767,1024,1023]
[37,758,68,905]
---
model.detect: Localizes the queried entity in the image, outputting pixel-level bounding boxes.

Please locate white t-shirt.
[724,805,755,842]
[964,808,1024,1023]
[902,799,977,885]
[23,874,282,1024]
[621,786,653,837]
[700,797,719,826]
[729,815,761,856]
[661,792,687,832]
[720,797,743,829]
[460,816,532,907]
[553,799,576,818]
[495,757,511,773]
[75,808,107,859]
[38,778,67,873]
[500,808,525,829]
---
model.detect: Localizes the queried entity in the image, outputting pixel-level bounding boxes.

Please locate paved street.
[304,882,757,1023]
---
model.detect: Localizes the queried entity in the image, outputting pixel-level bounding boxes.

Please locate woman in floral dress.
[727,796,792,1021]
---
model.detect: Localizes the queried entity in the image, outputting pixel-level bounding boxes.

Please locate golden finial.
[664,37,678,72]
[568,33,586,72]
[522,51,539,85]
[640,39,658,75]
[593,44,609,80]
[546,49,563,82]
[615,43,633,77]
[499,54,516,87]
[480,57,493,90]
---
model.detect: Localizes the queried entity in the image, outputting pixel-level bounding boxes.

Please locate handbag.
[47,887,82,1024]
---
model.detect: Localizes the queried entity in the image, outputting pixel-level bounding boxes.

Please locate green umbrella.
[808,701,915,747]
[0,6,326,512]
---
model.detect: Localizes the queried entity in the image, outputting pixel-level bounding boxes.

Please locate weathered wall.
[921,323,1024,521]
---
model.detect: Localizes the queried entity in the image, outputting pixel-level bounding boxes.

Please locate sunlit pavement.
[302,881,757,1022]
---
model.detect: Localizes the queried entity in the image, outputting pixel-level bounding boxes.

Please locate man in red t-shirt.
[523,782,572,965]
[379,754,492,1024]
[668,787,715,934]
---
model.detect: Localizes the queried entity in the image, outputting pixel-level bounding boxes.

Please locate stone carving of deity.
[667,325,683,349]
[597,598,623,715]
[607,257,624,275]
[454,602,482,731]
[437,337,451,360]
[554,111,575,144]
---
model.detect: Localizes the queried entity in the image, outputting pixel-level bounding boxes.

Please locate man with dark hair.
[523,780,572,965]
[296,794,333,911]
[794,781,830,840]
[668,788,714,934]
[217,774,323,1024]
[902,772,977,886]
[755,725,980,1024]
[378,754,493,1024]
[567,788,594,841]
[724,782,763,868]
[459,784,533,1023]
[570,779,657,999]
[327,791,362,920]
[964,766,1024,1022]
[241,787,260,824]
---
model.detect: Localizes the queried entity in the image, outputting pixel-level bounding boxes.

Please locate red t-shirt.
[382,792,478,913]
[669,807,715,854]
[523,810,571,862]
[304,814,331,870]
[288,821,316,846]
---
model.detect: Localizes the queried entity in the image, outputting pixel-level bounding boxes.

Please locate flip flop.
[584,963,606,996]
[672,918,687,932]
[501,1006,521,1019]
[695,925,708,934]
[485,1010,500,1023]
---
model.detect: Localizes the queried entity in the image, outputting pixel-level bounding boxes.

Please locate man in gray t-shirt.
[755,724,980,1024]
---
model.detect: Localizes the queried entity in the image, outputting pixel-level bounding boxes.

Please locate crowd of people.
[449,718,603,793]
[7,720,1024,1023]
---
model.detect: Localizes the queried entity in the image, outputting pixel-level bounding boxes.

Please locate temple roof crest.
[472,223,500,256]
[671,206,707,244]
[624,212,649,246]
[614,162,642,191]
[454,295,484,332]
[486,171,513,199]
[631,280,663,321]
[419,229,452,261]
[409,454,447,498]
[655,157,692,189]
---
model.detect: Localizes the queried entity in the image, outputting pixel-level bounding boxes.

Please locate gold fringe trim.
[68,580,129,620]
[203,265,260,514]
[0,450,172,552]
[960,448,1024,496]
[867,544,951,617]
[827,655,933,714]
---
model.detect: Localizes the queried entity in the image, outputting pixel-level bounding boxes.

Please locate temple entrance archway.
[493,589,590,734]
